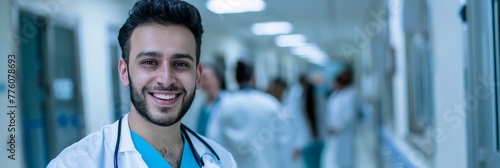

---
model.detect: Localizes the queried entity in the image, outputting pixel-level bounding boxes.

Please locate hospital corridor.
[0,0,498,167]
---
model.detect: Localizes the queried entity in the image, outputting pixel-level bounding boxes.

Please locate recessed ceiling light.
[206,0,266,14]
[291,44,321,55]
[251,21,293,36]
[275,34,307,47]
[291,43,329,64]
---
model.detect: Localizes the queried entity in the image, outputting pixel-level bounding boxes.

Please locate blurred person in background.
[48,0,236,167]
[321,69,357,168]
[214,60,284,168]
[267,78,288,102]
[281,74,315,168]
[197,63,226,138]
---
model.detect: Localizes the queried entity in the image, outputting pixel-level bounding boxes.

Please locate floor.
[356,121,378,168]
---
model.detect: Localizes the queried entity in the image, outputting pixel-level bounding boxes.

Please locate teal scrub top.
[130,130,200,168]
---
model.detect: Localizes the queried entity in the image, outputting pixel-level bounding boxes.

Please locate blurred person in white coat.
[197,64,226,138]
[214,61,285,168]
[321,69,357,168]
[281,75,314,168]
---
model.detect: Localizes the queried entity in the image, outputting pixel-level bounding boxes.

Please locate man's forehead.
[128,23,197,60]
[131,23,194,39]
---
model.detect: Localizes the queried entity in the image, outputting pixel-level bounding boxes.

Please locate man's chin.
[138,90,194,127]
[148,107,182,124]
[145,113,181,127]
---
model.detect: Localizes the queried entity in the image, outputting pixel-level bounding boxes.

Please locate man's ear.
[195,64,203,89]
[118,58,130,87]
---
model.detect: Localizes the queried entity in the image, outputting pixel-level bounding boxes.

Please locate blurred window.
[406,33,434,156]
[403,0,435,157]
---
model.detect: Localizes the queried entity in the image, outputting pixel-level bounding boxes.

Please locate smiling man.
[48,0,237,167]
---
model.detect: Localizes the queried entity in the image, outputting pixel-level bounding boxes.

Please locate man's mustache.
[146,84,183,92]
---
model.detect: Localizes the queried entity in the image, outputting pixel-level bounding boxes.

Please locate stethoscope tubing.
[114,116,123,168]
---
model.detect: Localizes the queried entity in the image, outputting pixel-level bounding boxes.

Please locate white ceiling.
[187,0,385,61]
[123,0,385,61]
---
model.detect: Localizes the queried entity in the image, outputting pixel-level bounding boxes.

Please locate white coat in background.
[214,89,284,168]
[281,84,313,168]
[321,86,357,168]
[47,114,237,168]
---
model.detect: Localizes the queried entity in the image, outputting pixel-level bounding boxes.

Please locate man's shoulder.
[249,90,282,109]
[69,122,117,149]
[219,90,281,116]
[196,134,238,168]
[47,122,117,167]
[227,89,281,105]
[197,134,228,153]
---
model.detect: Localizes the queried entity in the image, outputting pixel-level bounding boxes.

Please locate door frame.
[466,0,500,167]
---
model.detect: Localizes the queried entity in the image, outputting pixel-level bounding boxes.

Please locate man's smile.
[148,91,182,107]
[152,93,178,100]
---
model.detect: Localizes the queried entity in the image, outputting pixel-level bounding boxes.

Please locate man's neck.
[128,109,184,168]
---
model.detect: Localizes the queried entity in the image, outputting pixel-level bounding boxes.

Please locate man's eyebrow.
[135,51,162,60]
[172,53,194,62]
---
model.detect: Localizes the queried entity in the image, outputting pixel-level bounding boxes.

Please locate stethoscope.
[113,116,222,168]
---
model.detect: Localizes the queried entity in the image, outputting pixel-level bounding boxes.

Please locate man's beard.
[129,76,195,127]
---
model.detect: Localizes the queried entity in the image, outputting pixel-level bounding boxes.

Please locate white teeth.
[153,93,177,100]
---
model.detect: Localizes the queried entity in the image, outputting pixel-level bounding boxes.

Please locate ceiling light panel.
[275,34,307,47]
[206,0,266,14]
[251,21,293,36]
[291,43,329,64]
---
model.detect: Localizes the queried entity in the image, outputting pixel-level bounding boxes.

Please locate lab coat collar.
[113,114,200,153]
[111,113,223,166]
[114,113,137,153]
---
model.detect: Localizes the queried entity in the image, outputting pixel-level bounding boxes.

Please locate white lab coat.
[321,86,357,168]
[213,89,284,168]
[281,84,313,168]
[47,113,237,168]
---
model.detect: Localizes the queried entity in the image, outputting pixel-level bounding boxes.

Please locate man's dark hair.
[336,69,353,86]
[272,78,287,88]
[299,74,308,86]
[235,60,254,84]
[118,0,204,65]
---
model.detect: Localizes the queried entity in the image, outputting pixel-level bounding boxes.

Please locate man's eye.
[174,62,189,68]
[142,61,157,65]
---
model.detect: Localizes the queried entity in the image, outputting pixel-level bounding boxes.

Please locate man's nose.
[155,62,176,87]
